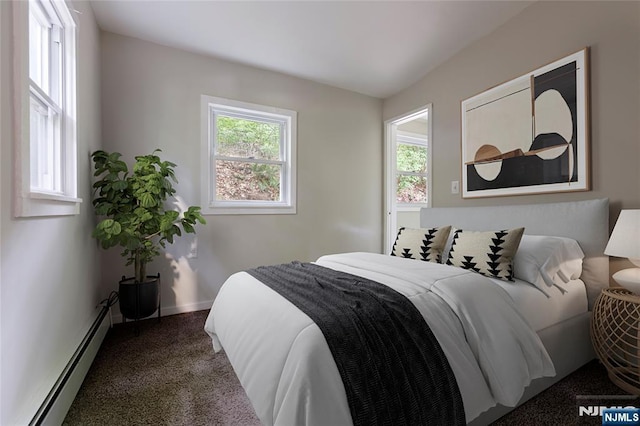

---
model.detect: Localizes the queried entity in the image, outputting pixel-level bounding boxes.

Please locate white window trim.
[200,95,297,215]
[13,0,81,217]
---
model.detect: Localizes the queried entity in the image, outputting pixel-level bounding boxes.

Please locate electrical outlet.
[451,180,460,194]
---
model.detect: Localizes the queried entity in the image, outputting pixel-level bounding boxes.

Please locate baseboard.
[26,300,212,424]
[29,307,110,426]
[111,300,214,324]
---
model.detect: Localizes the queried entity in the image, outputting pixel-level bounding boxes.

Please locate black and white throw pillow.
[446,227,525,281]
[391,226,452,263]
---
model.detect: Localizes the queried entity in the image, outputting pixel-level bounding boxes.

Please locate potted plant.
[90,149,206,320]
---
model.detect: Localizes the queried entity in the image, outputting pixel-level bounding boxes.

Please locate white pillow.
[513,235,584,295]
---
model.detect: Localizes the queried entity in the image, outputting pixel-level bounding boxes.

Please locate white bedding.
[489,277,588,332]
[205,252,555,425]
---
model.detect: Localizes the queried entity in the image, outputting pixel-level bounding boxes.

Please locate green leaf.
[96,219,121,238]
[138,192,156,208]
[95,204,111,215]
[165,210,179,222]
[182,222,194,234]
[108,221,122,236]
[111,180,128,190]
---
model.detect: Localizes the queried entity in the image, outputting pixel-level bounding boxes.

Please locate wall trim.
[111,300,214,324]
[29,306,110,425]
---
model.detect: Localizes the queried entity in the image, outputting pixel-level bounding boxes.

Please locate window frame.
[13,0,81,217]
[200,95,297,215]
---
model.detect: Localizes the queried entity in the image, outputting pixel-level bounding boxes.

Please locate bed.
[204,198,609,425]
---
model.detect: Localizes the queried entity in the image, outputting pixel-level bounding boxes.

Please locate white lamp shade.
[605,209,640,262]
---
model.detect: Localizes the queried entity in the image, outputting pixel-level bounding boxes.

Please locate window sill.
[204,202,296,215]
[397,205,428,213]
[15,192,83,217]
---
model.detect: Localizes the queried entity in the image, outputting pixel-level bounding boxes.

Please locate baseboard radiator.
[29,305,111,425]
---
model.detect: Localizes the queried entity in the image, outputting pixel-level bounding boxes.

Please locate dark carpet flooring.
[64,310,260,426]
[64,310,634,425]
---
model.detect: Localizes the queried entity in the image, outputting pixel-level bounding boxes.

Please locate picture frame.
[461,48,590,198]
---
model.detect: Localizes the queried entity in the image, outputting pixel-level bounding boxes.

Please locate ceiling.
[90,1,534,99]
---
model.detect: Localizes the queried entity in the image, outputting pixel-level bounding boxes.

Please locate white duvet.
[204,252,555,425]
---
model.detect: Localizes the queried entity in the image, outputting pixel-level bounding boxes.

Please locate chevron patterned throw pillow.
[446,227,525,281]
[391,226,452,263]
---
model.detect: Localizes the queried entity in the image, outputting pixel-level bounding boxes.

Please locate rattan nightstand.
[591,287,640,395]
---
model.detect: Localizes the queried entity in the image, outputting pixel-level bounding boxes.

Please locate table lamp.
[604,209,640,293]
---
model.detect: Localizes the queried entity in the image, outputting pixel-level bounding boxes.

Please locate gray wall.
[383,1,640,275]
[99,32,383,314]
[384,1,639,210]
[0,1,103,423]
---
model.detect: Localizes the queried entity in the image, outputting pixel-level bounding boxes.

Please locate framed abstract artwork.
[461,48,590,198]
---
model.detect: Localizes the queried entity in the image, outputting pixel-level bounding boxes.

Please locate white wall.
[0,1,103,423]
[99,32,383,315]
[0,3,4,421]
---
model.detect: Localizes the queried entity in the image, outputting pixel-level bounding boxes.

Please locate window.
[201,96,297,215]
[395,133,429,207]
[384,105,432,252]
[13,0,80,217]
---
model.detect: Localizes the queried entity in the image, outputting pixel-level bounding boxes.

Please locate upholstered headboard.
[420,198,609,309]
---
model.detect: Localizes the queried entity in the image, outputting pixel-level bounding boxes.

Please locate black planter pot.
[119,274,161,320]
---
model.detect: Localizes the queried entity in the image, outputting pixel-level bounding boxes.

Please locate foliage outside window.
[200,96,297,215]
[13,0,80,217]
[396,133,428,206]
